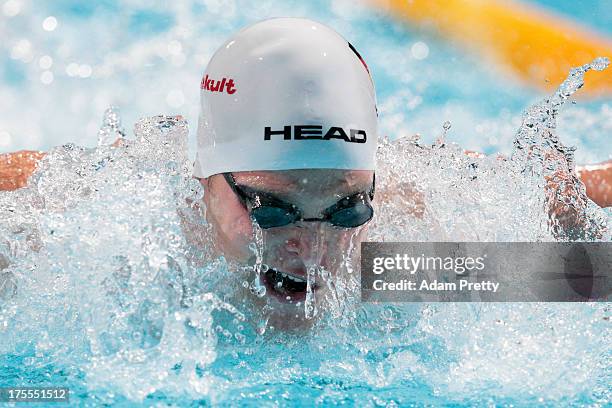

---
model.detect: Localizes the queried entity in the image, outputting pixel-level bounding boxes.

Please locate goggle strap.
[222,172,248,207]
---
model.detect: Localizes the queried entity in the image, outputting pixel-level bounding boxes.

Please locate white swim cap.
[193,17,378,178]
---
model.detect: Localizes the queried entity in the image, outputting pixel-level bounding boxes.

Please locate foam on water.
[0,60,610,405]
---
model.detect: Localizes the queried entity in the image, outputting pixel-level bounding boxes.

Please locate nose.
[284,222,326,262]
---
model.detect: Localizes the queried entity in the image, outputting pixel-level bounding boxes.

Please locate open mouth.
[262,267,317,303]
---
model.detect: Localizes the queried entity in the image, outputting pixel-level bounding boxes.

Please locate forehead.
[233,169,373,198]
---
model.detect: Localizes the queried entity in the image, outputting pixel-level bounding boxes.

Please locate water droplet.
[40,70,54,85]
[79,64,92,78]
[3,0,21,17]
[39,55,53,69]
[42,16,58,31]
[411,41,429,60]
[591,56,609,71]
[97,106,125,146]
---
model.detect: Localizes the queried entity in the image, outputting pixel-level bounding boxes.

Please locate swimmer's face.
[201,169,373,309]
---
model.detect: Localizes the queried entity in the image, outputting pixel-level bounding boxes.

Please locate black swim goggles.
[223,172,375,229]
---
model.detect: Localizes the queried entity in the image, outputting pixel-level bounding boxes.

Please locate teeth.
[279,271,306,283]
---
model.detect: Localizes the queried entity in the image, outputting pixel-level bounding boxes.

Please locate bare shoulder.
[0,150,46,191]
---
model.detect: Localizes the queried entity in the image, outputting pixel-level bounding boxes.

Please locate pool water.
[1,0,610,162]
[1,1,611,406]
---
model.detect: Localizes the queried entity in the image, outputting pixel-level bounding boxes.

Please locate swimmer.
[191,19,377,326]
[1,18,611,322]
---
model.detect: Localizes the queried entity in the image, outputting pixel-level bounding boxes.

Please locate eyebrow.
[234,183,289,202]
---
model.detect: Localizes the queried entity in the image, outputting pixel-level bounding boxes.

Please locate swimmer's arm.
[576,160,612,208]
[464,151,611,208]
[0,150,46,191]
[0,139,127,192]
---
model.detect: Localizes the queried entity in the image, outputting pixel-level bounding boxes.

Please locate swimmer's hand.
[463,150,609,239]
[576,160,612,208]
[0,150,46,191]
[543,158,611,240]
[463,150,611,208]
